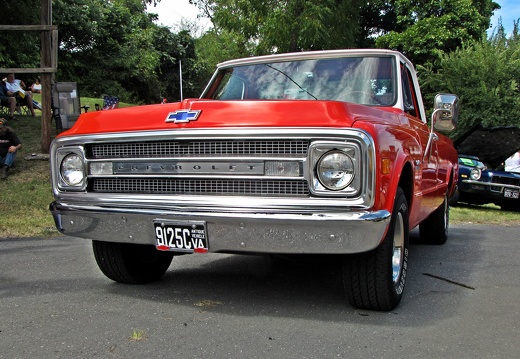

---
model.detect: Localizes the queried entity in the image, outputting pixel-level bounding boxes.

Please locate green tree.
[52,0,202,103]
[154,28,208,101]
[357,0,400,48]
[194,28,253,84]
[374,0,500,65]
[54,0,159,102]
[418,22,520,137]
[0,0,42,81]
[191,0,364,54]
[1,0,202,103]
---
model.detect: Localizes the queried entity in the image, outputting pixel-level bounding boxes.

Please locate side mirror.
[432,93,459,132]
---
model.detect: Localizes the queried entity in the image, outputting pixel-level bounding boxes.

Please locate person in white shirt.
[4,73,36,116]
[504,151,520,172]
[31,79,41,93]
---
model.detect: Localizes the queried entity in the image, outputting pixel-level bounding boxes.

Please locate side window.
[212,71,246,100]
[400,65,418,118]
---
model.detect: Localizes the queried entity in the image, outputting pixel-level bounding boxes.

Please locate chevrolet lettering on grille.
[113,161,265,175]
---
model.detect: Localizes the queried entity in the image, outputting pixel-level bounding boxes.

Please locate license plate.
[504,189,519,199]
[154,221,208,253]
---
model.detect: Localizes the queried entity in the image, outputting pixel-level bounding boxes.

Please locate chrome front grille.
[93,178,309,196]
[87,139,311,197]
[90,140,309,158]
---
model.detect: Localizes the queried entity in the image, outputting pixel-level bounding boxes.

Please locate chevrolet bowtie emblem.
[165,109,201,123]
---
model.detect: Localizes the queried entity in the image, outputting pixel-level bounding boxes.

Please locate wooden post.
[0,2,57,154]
[40,0,52,153]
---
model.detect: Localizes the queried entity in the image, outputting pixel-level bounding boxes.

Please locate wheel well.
[398,162,414,208]
[448,167,456,197]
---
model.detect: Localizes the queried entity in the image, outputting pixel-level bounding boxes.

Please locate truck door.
[401,64,439,215]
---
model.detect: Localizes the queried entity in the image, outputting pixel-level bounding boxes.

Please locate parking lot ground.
[0,223,519,358]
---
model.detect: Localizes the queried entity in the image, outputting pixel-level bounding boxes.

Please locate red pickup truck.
[50,49,459,311]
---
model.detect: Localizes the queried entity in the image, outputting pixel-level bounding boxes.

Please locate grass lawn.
[0,93,135,238]
[0,113,58,238]
[0,101,518,238]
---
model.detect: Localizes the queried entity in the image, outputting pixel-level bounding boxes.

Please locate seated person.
[31,79,42,93]
[0,118,22,180]
[4,73,36,116]
[0,83,17,121]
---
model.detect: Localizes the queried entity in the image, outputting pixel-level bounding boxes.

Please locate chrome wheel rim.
[392,211,405,284]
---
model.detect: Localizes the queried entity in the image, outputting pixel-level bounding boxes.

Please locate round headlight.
[60,153,85,186]
[470,168,481,181]
[317,150,355,190]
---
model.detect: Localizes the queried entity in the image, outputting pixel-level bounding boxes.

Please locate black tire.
[343,187,409,311]
[92,241,174,284]
[419,194,449,245]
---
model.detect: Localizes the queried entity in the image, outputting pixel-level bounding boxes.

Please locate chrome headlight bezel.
[308,141,363,197]
[56,146,87,191]
[470,167,482,181]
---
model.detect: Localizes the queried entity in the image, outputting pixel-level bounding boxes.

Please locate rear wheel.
[419,194,449,245]
[343,187,409,311]
[92,241,174,284]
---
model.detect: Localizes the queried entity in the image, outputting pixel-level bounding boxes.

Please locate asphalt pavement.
[0,224,519,358]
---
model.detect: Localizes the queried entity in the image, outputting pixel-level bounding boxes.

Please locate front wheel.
[92,241,174,284]
[343,187,409,311]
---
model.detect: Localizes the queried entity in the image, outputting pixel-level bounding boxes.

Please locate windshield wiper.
[265,64,318,100]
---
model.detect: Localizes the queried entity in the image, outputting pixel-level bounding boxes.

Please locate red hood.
[60,99,402,137]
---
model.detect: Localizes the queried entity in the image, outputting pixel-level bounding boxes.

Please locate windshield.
[207,56,396,106]
[459,157,485,168]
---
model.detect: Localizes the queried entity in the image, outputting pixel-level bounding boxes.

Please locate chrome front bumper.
[462,179,520,191]
[50,201,390,255]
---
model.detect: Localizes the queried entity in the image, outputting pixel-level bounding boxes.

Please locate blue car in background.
[453,125,520,211]
[454,154,520,211]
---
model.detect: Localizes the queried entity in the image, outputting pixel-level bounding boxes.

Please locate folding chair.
[0,105,9,116]
[0,100,10,116]
[51,82,89,132]
[0,93,17,118]
[95,95,119,111]
[2,98,38,117]
[1,80,30,116]
[17,98,42,115]
[17,101,31,116]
